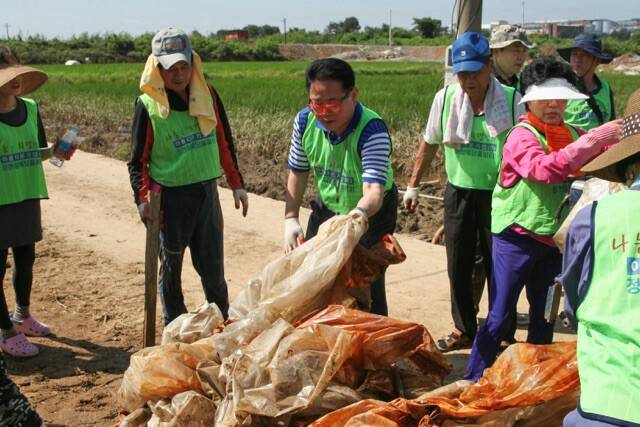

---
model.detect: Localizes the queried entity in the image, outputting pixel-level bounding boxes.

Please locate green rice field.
[30,61,640,174]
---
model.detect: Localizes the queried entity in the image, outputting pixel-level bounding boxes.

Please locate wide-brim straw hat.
[582,89,640,182]
[0,64,48,96]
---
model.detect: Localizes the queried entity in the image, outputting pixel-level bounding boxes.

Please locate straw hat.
[582,89,640,182]
[0,64,48,96]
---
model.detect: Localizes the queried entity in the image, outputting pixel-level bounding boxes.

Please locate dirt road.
[2,151,575,426]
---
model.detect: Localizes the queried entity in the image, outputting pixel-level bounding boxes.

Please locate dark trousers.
[444,183,492,340]
[465,229,560,381]
[159,180,229,325]
[306,185,398,316]
[0,244,36,330]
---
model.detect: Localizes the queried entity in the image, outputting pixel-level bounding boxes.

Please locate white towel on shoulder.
[443,76,512,145]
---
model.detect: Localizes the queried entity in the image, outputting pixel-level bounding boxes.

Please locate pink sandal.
[0,333,39,357]
[12,315,51,337]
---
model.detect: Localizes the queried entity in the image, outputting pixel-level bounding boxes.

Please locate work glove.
[402,186,419,211]
[588,119,623,150]
[284,217,305,253]
[233,189,249,217]
[348,207,369,221]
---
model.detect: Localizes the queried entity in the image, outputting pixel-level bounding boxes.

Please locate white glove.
[137,202,149,224]
[233,189,249,217]
[284,217,305,253]
[403,186,419,211]
[348,207,369,221]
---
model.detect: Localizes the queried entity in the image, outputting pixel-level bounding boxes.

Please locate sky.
[4,0,639,39]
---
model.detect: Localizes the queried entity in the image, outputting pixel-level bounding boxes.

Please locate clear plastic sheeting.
[216,215,368,359]
[161,302,224,345]
[555,178,626,251]
[147,391,217,427]
[312,342,579,427]
[117,338,216,413]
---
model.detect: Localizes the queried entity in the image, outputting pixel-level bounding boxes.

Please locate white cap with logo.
[151,27,192,69]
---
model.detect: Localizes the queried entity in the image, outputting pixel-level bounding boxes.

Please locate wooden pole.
[456,0,483,36]
[143,190,161,347]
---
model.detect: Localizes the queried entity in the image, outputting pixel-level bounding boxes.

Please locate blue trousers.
[465,229,560,381]
[158,180,229,325]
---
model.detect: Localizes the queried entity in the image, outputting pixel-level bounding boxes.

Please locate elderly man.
[490,24,534,93]
[283,58,397,316]
[559,89,638,427]
[560,33,616,131]
[404,32,524,351]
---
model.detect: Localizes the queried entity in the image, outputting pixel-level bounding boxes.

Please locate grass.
[29,62,640,177]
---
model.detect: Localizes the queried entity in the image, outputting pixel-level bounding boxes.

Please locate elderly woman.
[559,89,640,427]
[464,56,622,381]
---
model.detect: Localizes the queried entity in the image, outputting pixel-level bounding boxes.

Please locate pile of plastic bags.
[311,341,579,427]
[118,216,448,426]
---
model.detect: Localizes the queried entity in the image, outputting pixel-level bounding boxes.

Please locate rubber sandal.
[436,331,472,352]
[0,333,39,358]
[12,315,51,337]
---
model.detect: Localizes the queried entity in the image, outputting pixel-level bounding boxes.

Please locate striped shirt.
[287,103,391,185]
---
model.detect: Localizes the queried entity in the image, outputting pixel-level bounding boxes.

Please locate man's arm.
[284,170,309,219]
[127,100,152,206]
[355,182,385,218]
[557,203,595,325]
[404,88,445,210]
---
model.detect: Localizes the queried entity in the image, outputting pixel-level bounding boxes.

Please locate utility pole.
[4,23,9,40]
[388,9,392,47]
[282,18,287,45]
[456,0,483,36]
[522,1,525,27]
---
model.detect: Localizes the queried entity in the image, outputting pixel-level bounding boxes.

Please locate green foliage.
[413,17,442,38]
[325,17,361,36]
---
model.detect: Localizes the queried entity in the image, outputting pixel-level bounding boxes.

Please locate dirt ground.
[2,151,575,426]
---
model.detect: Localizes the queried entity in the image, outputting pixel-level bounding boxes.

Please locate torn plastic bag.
[296,305,451,381]
[555,178,626,251]
[216,215,367,359]
[117,338,216,413]
[161,302,224,345]
[147,391,217,427]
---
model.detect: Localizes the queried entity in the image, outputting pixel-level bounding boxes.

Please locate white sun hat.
[519,78,589,104]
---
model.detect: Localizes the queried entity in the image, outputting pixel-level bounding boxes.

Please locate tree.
[413,17,441,38]
[325,17,361,36]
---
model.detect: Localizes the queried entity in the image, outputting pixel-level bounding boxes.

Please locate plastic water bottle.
[50,127,81,167]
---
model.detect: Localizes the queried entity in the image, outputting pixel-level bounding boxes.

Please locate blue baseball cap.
[452,32,491,74]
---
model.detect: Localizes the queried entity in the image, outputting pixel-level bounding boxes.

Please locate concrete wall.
[279,43,447,62]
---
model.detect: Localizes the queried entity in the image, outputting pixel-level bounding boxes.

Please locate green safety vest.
[576,190,640,424]
[441,83,516,190]
[564,78,613,131]
[491,122,580,235]
[139,94,221,187]
[301,106,394,214]
[0,98,48,206]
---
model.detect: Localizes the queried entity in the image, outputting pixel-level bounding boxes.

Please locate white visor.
[519,78,589,104]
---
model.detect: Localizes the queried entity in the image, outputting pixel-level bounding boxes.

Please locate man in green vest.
[403,32,524,351]
[559,33,616,131]
[128,28,248,324]
[560,89,640,427]
[284,58,397,316]
[490,24,534,93]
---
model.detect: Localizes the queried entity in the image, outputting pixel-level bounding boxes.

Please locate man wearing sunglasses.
[284,58,397,316]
